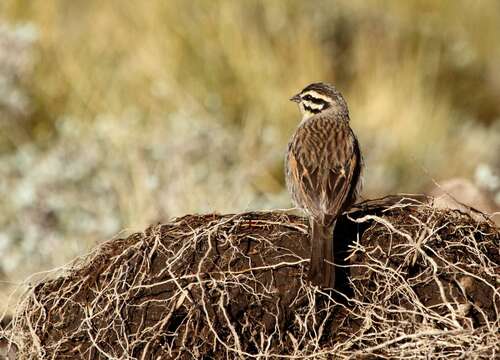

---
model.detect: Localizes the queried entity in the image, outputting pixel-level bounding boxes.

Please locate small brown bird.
[286,82,362,288]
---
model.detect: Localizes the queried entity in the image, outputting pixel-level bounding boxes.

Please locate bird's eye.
[303,95,313,101]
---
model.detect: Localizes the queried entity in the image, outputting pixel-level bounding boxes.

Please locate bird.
[285,82,362,288]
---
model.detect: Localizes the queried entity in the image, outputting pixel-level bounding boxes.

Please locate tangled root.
[4,196,500,359]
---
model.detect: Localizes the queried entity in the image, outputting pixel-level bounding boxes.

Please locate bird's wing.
[286,115,361,223]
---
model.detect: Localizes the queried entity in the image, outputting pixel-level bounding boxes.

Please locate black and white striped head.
[290,82,348,121]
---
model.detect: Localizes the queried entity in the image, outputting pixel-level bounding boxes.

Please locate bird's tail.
[309,218,336,288]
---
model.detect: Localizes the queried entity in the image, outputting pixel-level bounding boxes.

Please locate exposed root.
[3,196,499,359]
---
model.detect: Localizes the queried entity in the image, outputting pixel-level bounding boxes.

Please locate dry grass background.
[0,1,499,316]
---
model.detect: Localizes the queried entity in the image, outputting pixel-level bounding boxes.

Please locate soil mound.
[5,196,500,359]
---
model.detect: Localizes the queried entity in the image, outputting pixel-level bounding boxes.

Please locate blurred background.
[0,0,499,314]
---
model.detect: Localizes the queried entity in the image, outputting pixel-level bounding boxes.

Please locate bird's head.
[290,82,348,121]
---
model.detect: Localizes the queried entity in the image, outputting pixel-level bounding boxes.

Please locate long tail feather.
[309,219,336,288]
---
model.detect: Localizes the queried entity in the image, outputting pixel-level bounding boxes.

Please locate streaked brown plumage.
[286,82,362,288]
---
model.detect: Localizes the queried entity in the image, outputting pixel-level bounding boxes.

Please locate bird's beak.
[290,94,301,103]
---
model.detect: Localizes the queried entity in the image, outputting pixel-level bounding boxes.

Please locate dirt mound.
[4,196,500,359]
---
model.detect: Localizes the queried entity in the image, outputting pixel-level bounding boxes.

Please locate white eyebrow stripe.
[302,90,332,102]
